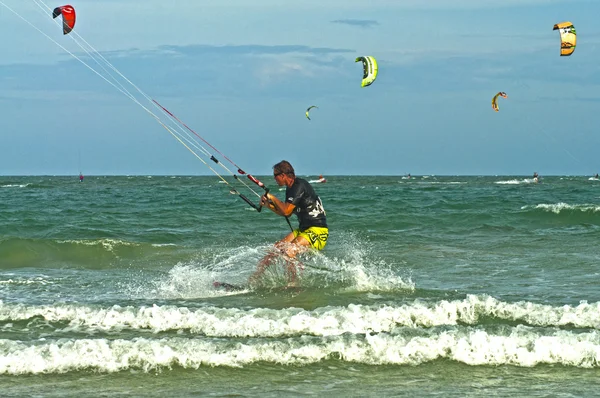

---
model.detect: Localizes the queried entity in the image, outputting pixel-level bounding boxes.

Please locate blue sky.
[1,0,599,176]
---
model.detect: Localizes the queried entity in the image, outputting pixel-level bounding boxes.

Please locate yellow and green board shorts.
[293,226,328,250]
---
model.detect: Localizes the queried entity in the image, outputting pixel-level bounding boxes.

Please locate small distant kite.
[492,92,508,112]
[52,5,76,35]
[553,21,576,56]
[305,105,318,120]
[355,56,378,87]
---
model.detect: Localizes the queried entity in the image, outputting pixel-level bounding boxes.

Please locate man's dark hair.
[273,160,295,177]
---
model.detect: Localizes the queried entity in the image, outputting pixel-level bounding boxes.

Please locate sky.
[1,0,599,176]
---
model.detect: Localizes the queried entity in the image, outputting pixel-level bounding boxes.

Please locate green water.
[1,175,600,396]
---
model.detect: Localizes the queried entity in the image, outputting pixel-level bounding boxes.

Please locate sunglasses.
[274,172,284,177]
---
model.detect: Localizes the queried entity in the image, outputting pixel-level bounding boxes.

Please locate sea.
[1,175,600,397]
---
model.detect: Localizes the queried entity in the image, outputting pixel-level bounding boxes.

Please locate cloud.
[156,44,353,57]
[331,19,379,29]
[4,39,597,104]
[0,44,357,100]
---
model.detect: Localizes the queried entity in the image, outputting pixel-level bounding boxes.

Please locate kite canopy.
[305,105,318,120]
[491,92,507,112]
[355,56,378,87]
[52,5,76,35]
[553,21,576,56]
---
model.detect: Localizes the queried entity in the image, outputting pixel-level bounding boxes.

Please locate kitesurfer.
[250,160,328,286]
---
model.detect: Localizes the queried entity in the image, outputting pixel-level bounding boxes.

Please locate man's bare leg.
[282,236,310,286]
[249,232,295,284]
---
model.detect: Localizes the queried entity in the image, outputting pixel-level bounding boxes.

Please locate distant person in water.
[79,174,84,183]
[250,160,328,286]
[532,172,539,183]
[594,173,599,179]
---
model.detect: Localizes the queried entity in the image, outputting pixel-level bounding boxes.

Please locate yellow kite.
[305,105,318,120]
[491,92,507,112]
[355,56,378,87]
[553,22,576,56]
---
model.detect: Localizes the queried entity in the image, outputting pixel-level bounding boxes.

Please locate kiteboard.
[213,281,247,291]
[213,281,303,293]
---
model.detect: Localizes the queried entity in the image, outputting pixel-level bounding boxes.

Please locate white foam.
[0,276,53,286]
[56,238,139,252]
[263,231,414,293]
[1,325,600,374]
[132,240,413,299]
[148,246,264,298]
[531,203,600,214]
[1,184,29,188]
[2,295,600,337]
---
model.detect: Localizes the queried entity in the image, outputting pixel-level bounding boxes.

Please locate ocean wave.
[0,183,30,188]
[530,203,600,214]
[0,237,179,269]
[2,295,599,337]
[495,179,538,185]
[0,276,54,286]
[56,238,140,251]
[1,325,600,374]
